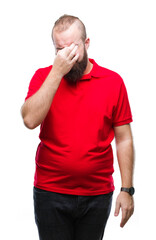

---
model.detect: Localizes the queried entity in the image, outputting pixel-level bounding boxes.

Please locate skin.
[21,21,134,227]
[21,22,92,129]
[53,22,93,74]
[114,124,134,227]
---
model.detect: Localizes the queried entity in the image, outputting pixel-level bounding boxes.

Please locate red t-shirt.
[25,59,133,196]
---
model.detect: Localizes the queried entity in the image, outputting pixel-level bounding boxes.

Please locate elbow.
[21,103,40,129]
[23,117,37,129]
[21,109,37,130]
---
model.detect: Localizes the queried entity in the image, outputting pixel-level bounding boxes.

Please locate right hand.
[52,43,79,78]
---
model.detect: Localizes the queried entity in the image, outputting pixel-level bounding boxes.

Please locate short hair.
[52,14,87,42]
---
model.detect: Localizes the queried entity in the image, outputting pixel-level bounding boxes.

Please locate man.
[21,15,135,240]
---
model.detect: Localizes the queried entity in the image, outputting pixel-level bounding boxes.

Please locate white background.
[0,0,156,239]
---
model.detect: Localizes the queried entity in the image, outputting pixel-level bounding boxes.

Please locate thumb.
[114,200,120,217]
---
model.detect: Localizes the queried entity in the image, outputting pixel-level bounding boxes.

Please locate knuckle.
[65,47,71,53]
[57,51,62,57]
[123,206,128,211]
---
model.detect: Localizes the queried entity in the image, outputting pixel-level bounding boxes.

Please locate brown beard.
[64,46,88,84]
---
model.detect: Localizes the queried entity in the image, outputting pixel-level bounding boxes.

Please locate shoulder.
[95,66,124,91]
[99,65,123,83]
[35,65,52,79]
[25,65,52,100]
[91,59,123,85]
[28,65,52,87]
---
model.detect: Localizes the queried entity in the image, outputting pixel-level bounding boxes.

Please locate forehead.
[53,23,82,47]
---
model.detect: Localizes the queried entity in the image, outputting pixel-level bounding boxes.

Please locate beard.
[64,46,88,85]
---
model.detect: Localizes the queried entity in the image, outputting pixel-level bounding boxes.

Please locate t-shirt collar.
[79,58,102,81]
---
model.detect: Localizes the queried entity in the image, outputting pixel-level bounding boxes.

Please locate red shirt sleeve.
[112,80,133,126]
[25,69,44,101]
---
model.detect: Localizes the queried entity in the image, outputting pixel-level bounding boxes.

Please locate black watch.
[121,187,135,196]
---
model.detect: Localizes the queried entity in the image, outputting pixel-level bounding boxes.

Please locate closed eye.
[56,47,64,51]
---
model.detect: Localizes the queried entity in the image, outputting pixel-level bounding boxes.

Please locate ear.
[85,38,90,50]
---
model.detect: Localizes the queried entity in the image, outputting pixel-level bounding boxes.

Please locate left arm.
[114,124,135,227]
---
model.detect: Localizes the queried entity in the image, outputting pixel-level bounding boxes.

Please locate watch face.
[130,187,135,195]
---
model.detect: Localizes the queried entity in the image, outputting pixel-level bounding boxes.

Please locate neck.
[83,59,93,75]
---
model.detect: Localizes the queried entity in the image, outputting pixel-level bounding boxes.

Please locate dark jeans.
[33,187,113,240]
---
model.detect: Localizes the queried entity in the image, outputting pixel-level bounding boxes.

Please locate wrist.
[121,187,135,196]
[51,67,63,80]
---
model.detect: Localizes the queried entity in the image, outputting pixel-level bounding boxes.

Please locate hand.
[52,43,79,78]
[114,191,134,228]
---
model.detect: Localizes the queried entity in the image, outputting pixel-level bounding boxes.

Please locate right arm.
[21,43,79,129]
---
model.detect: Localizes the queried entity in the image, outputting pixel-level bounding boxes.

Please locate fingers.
[114,201,120,217]
[53,43,79,77]
[68,43,76,51]
[120,207,134,228]
[58,43,78,60]
[68,45,78,60]
[71,52,79,64]
[114,193,134,228]
[62,43,79,66]
[120,209,128,228]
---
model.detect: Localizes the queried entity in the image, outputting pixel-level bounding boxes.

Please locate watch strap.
[121,187,135,196]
